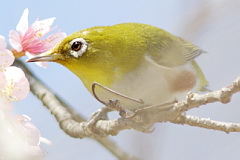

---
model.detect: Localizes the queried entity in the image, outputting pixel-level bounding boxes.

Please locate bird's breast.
[96,56,200,110]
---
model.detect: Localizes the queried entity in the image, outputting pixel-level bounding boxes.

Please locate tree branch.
[173,114,240,133]
[174,77,240,113]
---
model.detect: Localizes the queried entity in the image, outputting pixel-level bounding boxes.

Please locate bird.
[27,23,207,110]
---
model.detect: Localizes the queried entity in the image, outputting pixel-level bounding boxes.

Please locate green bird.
[27,23,207,110]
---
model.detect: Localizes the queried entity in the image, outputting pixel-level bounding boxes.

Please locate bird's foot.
[106,99,135,118]
[85,107,110,138]
[105,99,155,133]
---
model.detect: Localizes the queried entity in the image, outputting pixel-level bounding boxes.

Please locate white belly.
[95,57,200,110]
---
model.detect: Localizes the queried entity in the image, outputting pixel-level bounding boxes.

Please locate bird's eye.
[69,38,88,58]
[71,41,82,51]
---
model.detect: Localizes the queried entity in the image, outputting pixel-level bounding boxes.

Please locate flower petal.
[32,17,56,37]
[9,30,23,52]
[11,76,30,101]
[0,35,7,50]
[16,8,29,36]
[0,97,13,111]
[4,66,25,82]
[0,36,15,70]
[40,137,52,145]
[21,122,41,145]
[47,31,67,48]
[4,66,30,101]
[0,71,7,89]
[0,49,15,70]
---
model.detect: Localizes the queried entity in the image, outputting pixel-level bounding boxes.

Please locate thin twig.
[174,77,240,112]
[173,114,240,133]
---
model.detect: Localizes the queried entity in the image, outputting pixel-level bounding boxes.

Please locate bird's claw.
[106,99,135,118]
[105,99,155,132]
[85,107,110,138]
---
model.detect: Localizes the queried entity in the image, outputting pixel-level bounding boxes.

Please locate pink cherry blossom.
[0,113,49,159]
[0,36,29,106]
[9,8,66,68]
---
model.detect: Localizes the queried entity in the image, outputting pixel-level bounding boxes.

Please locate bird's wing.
[147,36,206,67]
[145,36,208,91]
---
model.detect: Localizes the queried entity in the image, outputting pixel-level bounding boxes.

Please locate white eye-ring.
[69,38,88,58]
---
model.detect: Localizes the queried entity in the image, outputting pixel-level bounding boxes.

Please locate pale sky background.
[1,0,240,160]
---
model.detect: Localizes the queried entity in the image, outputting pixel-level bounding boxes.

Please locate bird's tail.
[191,60,209,92]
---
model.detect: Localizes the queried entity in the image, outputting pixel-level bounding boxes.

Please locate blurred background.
[1,0,240,159]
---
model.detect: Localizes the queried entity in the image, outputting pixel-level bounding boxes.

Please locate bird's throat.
[61,61,116,92]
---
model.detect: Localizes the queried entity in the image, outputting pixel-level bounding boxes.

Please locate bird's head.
[26,26,131,87]
[27,29,95,65]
